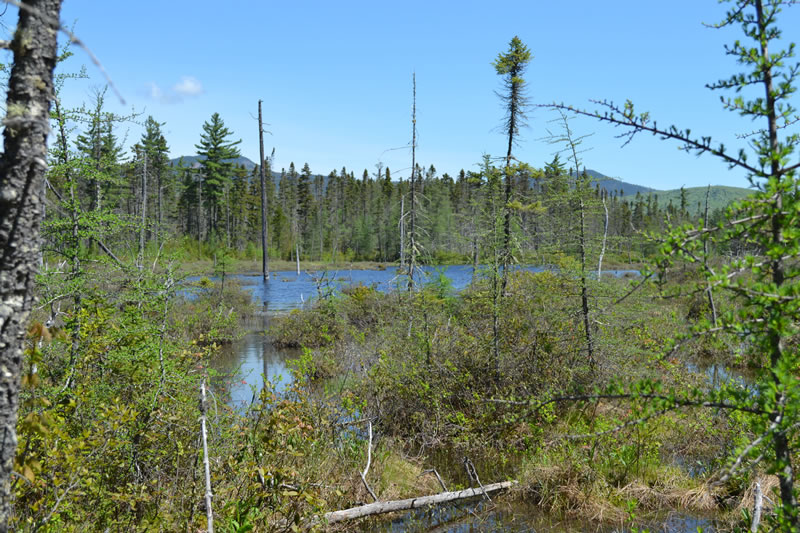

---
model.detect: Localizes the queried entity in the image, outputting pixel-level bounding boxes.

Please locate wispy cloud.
[173,76,203,97]
[145,76,204,104]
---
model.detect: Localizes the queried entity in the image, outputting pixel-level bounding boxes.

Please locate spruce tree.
[493,36,532,293]
[140,116,170,242]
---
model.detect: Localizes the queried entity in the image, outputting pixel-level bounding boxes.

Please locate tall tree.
[258,100,270,280]
[0,0,62,528]
[195,112,241,240]
[140,116,169,244]
[408,72,418,290]
[493,36,531,294]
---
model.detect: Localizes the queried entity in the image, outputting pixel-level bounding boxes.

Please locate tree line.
[44,97,726,269]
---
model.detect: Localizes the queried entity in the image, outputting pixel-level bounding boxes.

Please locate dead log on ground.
[323,480,516,524]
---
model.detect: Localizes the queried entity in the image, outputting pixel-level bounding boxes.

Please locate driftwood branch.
[359,420,378,502]
[323,481,516,524]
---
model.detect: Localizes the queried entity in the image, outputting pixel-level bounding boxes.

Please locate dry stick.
[463,457,491,503]
[751,481,763,533]
[200,381,214,533]
[703,185,719,327]
[419,469,448,492]
[598,194,609,279]
[360,420,378,502]
[139,150,147,271]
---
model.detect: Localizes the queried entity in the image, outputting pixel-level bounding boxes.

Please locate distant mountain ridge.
[578,168,754,214]
[169,155,258,170]
[577,169,656,196]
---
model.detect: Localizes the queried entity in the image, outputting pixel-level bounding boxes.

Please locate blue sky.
[7,1,800,190]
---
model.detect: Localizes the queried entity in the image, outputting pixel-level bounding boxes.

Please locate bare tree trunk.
[578,193,595,370]
[54,99,82,391]
[703,185,717,326]
[408,73,417,291]
[198,176,204,242]
[0,1,62,528]
[156,166,162,248]
[399,195,405,270]
[225,187,231,248]
[259,102,270,280]
[597,193,608,279]
[472,234,478,282]
[139,151,147,270]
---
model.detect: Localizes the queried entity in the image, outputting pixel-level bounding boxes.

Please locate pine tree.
[195,113,241,240]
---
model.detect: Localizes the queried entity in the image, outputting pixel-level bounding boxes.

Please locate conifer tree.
[493,36,532,293]
[195,113,241,240]
[140,116,170,243]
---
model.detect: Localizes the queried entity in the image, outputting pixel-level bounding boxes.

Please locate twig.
[420,468,448,492]
[463,457,491,503]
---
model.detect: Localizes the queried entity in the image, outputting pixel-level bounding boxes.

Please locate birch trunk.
[0,1,62,527]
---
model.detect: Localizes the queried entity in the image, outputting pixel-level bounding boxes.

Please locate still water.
[362,500,720,532]
[210,265,640,408]
[219,265,640,312]
[208,266,725,532]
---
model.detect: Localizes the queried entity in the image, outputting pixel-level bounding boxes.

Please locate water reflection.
[362,499,720,532]
[208,265,640,410]
[212,314,300,410]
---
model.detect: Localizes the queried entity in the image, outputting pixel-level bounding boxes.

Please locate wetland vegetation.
[1,0,799,531]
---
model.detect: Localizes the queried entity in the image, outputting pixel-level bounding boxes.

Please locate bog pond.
[204,265,734,532]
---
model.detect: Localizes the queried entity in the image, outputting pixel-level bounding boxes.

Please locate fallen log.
[323,480,517,524]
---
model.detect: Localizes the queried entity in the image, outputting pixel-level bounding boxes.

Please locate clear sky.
[5,1,800,190]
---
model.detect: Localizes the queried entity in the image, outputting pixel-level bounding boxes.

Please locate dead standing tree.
[407,72,418,291]
[0,0,63,529]
[258,100,270,281]
[546,110,596,370]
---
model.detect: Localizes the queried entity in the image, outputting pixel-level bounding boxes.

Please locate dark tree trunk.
[0,1,62,528]
[258,100,269,280]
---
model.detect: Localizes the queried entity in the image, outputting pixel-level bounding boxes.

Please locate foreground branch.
[359,420,378,502]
